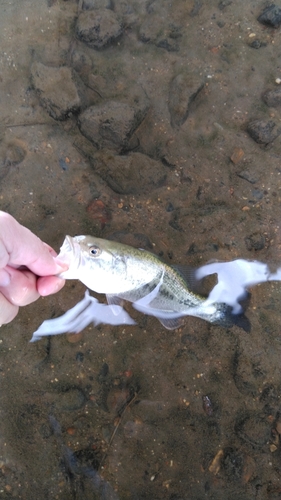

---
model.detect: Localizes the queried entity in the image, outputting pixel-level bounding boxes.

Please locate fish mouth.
[56,235,82,277]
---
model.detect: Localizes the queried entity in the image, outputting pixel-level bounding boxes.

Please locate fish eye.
[89,245,101,257]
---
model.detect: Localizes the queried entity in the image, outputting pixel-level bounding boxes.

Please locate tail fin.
[217,303,251,333]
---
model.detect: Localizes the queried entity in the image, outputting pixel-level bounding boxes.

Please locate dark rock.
[236,169,258,184]
[78,98,148,153]
[76,9,123,49]
[245,232,265,251]
[247,119,281,145]
[166,202,174,212]
[81,0,113,9]
[258,4,281,28]
[168,73,205,128]
[76,351,84,362]
[218,0,232,10]
[187,242,200,254]
[91,151,167,194]
[222,447,243,480]
[139,16,182,52]
[31,62,85,120]
[251,189,263,200]
[249,39,267,49]
[190,0,203,17]
[263,87,281,108]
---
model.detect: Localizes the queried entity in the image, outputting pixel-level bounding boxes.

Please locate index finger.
[0,212,66,276]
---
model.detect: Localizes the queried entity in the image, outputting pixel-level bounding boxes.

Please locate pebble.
[236,169,258,184]
[263,88,281,108]
[165,202,174,212]
[66,331,84,343]
[245,232,265,251]
[230,147,244,164]
[76,351,84,363]
[168,72,205,128]
[247,119,281,145]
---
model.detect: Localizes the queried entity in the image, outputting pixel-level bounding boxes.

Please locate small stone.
[258,4,281,28]
[237,169,258,184]
[166,202,174,212]
[245,232,265,251]
[218,0,232,10]
[168,72,205,128]
[230,147,244,164]
[249,39,267,49]
[270,444,278,452]
[251,189,263,200]
[76,351,84,362]
[247,119,281,145]
[76,9,123,49]
[263,88,281,108]
[66,331,84,343]
[66,426,76,435]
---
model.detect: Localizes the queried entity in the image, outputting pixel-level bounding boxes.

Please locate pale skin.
[0,212,67,324]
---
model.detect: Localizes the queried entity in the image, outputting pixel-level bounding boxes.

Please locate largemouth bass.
[55,235,250,331]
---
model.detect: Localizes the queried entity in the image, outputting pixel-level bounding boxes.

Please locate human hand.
[0,212,67,324]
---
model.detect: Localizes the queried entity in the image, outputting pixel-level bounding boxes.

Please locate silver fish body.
[58,235,249,330]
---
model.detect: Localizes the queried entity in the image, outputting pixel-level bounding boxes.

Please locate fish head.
[57,235,127,293]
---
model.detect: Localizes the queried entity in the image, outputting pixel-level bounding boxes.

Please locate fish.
[54,235,250,332]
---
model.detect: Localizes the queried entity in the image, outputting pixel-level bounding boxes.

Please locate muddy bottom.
[1,1,281,499]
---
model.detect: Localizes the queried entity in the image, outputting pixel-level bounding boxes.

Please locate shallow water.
[2,1,281,498]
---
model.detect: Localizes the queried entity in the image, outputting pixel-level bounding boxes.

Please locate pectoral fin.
[157,317,185,330]
[106,294,124,307]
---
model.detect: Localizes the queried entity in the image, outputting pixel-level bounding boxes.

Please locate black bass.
[55,235,250,331]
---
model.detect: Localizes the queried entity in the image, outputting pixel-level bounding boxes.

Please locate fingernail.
[0,269,11,287]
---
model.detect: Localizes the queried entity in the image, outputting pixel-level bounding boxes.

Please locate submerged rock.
[245,232,265,251]
[78,96,148,152]
[139,16,182,52]
[81,0,113,9]
[263,88,281,108]
[258,4,281,28]
[31,62,85,120]
[168,72,205,128]
[76,9,123,49]
[247,119,281,145]
[90,151,167,194]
